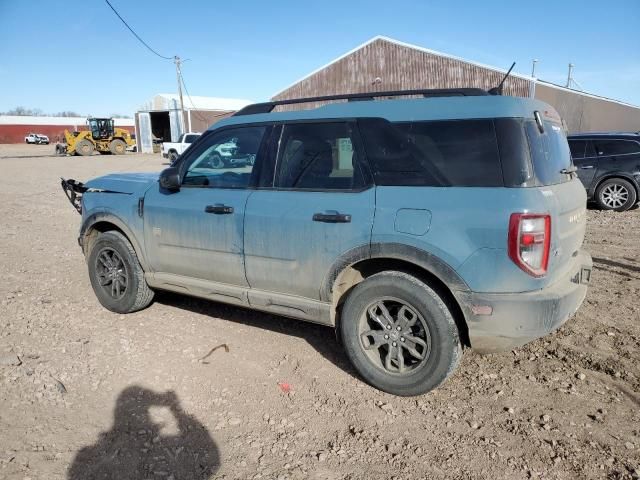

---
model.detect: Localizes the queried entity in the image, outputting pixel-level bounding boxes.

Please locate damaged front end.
[60,178,87,214]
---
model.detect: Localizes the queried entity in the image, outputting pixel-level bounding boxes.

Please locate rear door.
[593,138,640,178]
[243,121,375,300]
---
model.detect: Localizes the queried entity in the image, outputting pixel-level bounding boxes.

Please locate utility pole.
[531,59,538,78]
[174,55,185,136]
[566,63,574,88]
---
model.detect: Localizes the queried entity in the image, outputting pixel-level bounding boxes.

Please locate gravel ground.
[0,144,638,480]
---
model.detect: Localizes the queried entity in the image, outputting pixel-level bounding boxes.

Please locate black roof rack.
[233,88,489,116]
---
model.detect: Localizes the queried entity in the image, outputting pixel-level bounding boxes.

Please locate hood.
[84,172,160,195]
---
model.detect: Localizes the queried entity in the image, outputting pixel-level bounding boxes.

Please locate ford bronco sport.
[61,89,592,396]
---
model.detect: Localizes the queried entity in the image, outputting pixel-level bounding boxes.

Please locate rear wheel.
[87,231,154,313]
[109,139,127,155]
[596,178,637,212]
[340,271,462,396]
[76,139,94,156]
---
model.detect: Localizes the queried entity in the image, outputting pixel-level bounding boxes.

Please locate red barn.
[0,116,135,144]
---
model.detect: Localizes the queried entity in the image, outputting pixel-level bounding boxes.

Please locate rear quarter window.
[358,118,503,187]
[594,139,640,156]
[525,120,572,185]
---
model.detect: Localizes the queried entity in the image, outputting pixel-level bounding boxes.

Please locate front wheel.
[76,139,94,156]
[87,231,154,313]
[109,139,127,155]
[596,178,637,212]
[340,271,462,396]
[168,150,179,164]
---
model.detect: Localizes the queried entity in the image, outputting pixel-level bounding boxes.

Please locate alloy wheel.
[95,247,128,300]
[358,297,432,374]
[601,183,629,209]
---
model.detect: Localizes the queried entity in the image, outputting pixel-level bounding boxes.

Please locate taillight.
[508,213,551,277]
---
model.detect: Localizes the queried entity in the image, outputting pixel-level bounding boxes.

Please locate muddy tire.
[76,139,94,156]
[596,178,637,212]
[109,139,127,155]
[340,271,462,396]
[87,231,154,313]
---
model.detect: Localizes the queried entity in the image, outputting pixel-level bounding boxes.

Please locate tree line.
[1,106,131,118]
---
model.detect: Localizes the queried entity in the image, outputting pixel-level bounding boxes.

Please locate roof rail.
[233,88,489,116]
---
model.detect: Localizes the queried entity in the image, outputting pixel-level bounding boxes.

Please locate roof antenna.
[489,62,516,95]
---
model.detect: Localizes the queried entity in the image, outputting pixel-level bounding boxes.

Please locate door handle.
[579,165,594,169]
[205,204,234,214]
[312,211,351,223]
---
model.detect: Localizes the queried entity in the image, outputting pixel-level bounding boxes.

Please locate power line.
[179,69,231,125]
[104,0,173,60]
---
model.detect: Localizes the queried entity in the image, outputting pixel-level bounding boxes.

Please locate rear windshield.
[525,120,572,185]
[358,118,503,187]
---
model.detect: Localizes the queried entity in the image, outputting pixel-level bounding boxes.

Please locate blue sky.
[0,0,638,116]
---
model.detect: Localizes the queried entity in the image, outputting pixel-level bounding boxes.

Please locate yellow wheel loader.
[55,118,135,156]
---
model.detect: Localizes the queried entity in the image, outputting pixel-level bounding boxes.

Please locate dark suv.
[568,132,640,211]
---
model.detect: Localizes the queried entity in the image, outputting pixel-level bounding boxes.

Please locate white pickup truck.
[161,132,201,163]
[25,133,50,145]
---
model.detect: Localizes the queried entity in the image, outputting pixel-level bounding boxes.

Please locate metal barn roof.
[140,94,253,112]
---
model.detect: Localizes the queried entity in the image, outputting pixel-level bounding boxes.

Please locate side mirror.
[159,167,180,191]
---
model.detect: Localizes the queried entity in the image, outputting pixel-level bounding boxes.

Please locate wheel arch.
[592,173,640,199]
[324,243,471,348]
[80,212,150,272]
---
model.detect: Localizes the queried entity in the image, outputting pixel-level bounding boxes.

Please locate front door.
[143,125,269,285]
[244,122,375,300]
[570,139,597,189]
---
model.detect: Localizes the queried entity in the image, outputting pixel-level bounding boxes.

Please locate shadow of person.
[68,386,219,480]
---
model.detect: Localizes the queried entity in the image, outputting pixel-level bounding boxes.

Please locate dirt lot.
[0,143,638,480]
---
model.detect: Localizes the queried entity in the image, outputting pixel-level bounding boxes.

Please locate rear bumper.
[455,250,592,353]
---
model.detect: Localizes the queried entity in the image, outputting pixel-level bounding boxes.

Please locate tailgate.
[541,178,587,277]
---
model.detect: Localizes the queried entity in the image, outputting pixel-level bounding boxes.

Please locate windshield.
[525,120,572,185]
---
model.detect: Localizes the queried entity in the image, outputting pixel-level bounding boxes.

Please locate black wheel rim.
[358,297,432,375]
[95,247,128,300]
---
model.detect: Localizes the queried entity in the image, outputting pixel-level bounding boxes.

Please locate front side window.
[184,134,199,143]
[359,118,503,187]
[568,140,587,159]
[182,126,266,188]
[594,139,640,156]
[275,123,365,190]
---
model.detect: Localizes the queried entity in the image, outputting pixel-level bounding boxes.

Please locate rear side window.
[525,121,572,185]
[275,122,366,190]
[594,139,640,156]
[358,118,503,187]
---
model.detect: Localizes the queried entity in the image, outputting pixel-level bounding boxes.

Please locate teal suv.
[62,89,592,396]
